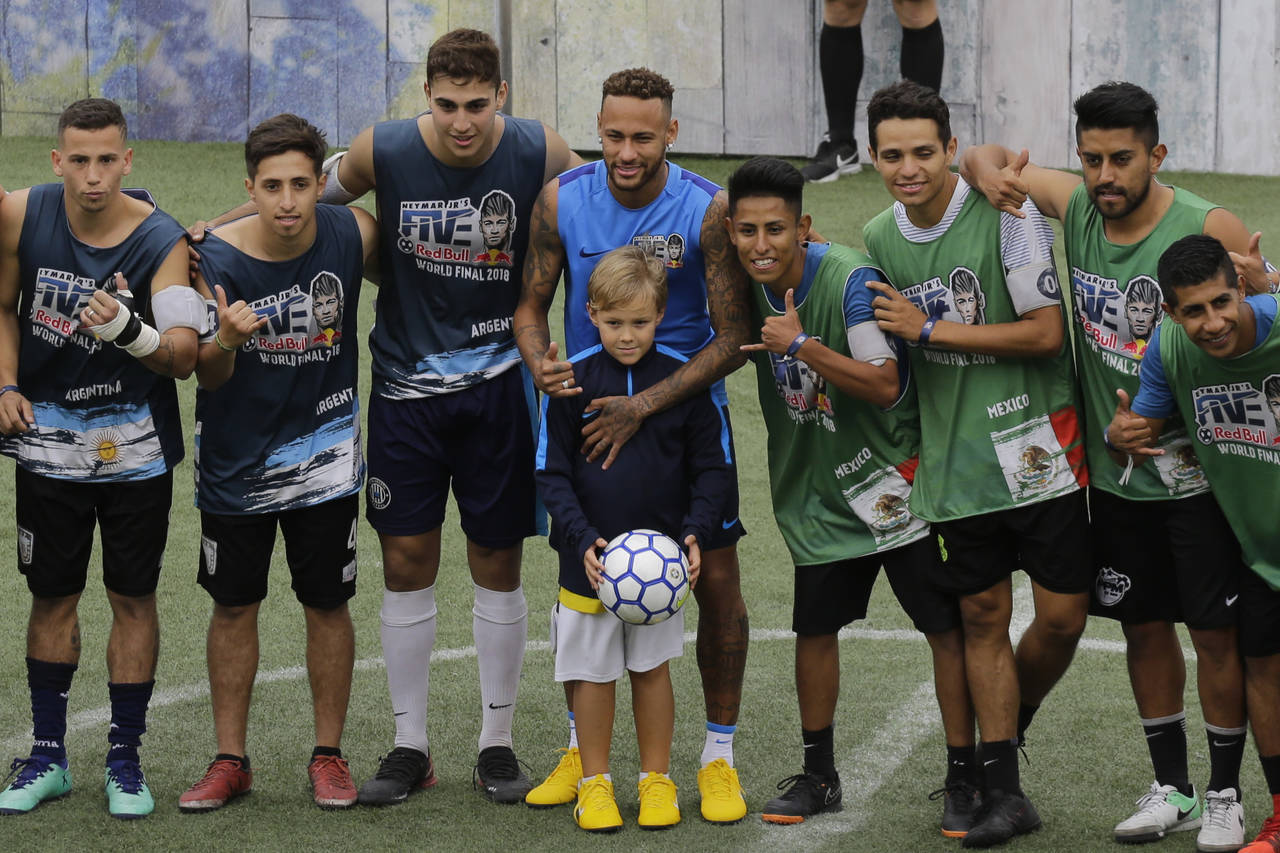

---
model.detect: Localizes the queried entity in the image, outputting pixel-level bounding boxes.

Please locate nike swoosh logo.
[579,247,611,258]
[394,711,408,717]
[836,153,857,167]
[1212,739,1238,747]
[488,702,513,710]
[722,517,739,530]
[983,759,998,766]
[1177,805,1196,820]
[714,739,730,744]
[1226,594,1239,606]
[825,786,841,805]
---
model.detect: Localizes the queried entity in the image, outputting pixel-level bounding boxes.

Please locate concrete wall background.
[2,0,1278,174]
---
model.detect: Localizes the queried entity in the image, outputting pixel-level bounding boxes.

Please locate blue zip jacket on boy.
[535,343,734,605]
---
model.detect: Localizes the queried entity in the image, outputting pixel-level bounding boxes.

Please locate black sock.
[1261,754,1280,796]
[312,745,342,760]
[979,739,1020,794]
[819,23,863,143]
[802,725,836,780]
[900,17,944,93]
[1016,703,1039,744]
[1206,725,1247,794]
[946,744,978,786]
[1141,714,1190,794]
[215,753,249,770]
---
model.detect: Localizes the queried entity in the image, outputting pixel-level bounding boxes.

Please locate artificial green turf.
[0,136,1278,850]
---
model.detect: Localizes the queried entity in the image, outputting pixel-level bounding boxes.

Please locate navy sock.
[27,657,76,762]
[979,739,1020,795]
[802,725,836,780]
[946,744,978,786]
[1206,724,1247,794]
[1141,713,1190,794]
[819,23,863,143]
[900,17,945,93]
[106,680,154,765]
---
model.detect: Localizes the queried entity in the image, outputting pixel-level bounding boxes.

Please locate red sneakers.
[179,758,252,812]
[1242,813,1280,853]
[309,755,357,809]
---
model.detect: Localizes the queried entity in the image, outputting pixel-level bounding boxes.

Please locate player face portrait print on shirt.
[632,232,686,269]
[949,267,986,325]
[770,342,834,430]
[237,271,347,366]
[901,266,986,338]
[1191,375,1280,456]
[310,271,343,345]
[396,189,519,273]
[1073,269,1164,363]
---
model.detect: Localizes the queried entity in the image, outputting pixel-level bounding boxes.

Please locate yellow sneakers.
[525,747,582,808]
[638,772,681,830]
[698,758,747,824]
[574,774,623,833]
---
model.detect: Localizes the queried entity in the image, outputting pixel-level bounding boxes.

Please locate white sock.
[380,586,436,755]
[701,722,736,767]
[474,584,528,751]
[568,711,578,749]
[579,772,611,788]
[639,771,671,783]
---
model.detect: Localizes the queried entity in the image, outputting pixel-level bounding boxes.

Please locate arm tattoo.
[633,192,750,416]
[516,187,564,361]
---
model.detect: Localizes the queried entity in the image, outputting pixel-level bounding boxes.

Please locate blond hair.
[587,246,667,313]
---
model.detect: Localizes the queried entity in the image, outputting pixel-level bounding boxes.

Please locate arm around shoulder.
[542,124,585,183]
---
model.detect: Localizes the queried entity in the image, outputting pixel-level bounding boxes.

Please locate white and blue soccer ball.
[598,529,690,625]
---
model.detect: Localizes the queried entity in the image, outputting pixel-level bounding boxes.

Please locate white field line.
[0,587,1178,764]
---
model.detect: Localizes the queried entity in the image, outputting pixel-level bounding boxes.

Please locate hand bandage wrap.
[93,299,161,358]
[319,151,358,204]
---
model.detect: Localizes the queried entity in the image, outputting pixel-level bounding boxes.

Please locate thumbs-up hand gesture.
[1107,388,1163,456]
[741,288,804,354]
[213,284,266,350]
[980,147,1031,219]
[1229,231,1274,295]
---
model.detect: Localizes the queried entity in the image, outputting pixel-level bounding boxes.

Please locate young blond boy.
[534,246,731,832]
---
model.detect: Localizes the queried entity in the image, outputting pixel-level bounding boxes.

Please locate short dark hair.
[866,80,950,150]
[727,156,804,218]
[1073,81,1159,151]
[601,68,675,112]
[58,98,127,141]
[244,114,327,179]
[1156,234,1236,308]
[427,29,502,88]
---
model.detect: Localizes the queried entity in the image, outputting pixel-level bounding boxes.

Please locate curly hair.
[601,68,674,111]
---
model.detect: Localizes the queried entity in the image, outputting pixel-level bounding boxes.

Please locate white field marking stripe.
[0,599,1177,758]
[747,580,1041,848]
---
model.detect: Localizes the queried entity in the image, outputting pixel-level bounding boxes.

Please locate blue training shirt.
[194,205,366,514]
[557,160,718,359]
[1,183,187,481]
[370,114,546,398]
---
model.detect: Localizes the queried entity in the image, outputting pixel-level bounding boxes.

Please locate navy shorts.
[1239,566,1280,658]
[199,494,358,609]
[703,383,745,551]
[1088,488,1240,629]
[933,489,1093,596]
[15,466,171,599]
[793,535,961,636]
[365,366,539,547]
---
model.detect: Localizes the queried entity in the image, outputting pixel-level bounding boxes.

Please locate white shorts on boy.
[551,601,684,682]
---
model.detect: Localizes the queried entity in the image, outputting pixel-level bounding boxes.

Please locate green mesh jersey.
[1154,294,1280,589]
[749,242,929,565]
[1064,183,1217,500]
[863,181,1086,522]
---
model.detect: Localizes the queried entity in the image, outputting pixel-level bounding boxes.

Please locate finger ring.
[87,309,95,319]
[562,379,571,389]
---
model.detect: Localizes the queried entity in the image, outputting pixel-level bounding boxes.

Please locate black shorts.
[702,386,745,551]
[198,494,358,609]
[15,466,171,599]
[1088,488,1240,629]
[932,489,1093,596]
[365,368,539,547]
[1239,566,1280,658]
[792,535,961,636]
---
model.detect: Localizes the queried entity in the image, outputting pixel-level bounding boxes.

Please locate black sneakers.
[800,135,861,183]
[930,780,982,838]
[474,745,534,804]
[761,771,843,824]
[357,747,436,806]
[961,788,1042,848]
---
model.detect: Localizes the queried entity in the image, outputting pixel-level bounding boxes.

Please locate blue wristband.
[0,384,17,397]
[1103,425,1117,452]
[918,318,937,344]
[785,332,809,357]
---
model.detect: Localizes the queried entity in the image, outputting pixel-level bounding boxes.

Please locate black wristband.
[114,310,144,347]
